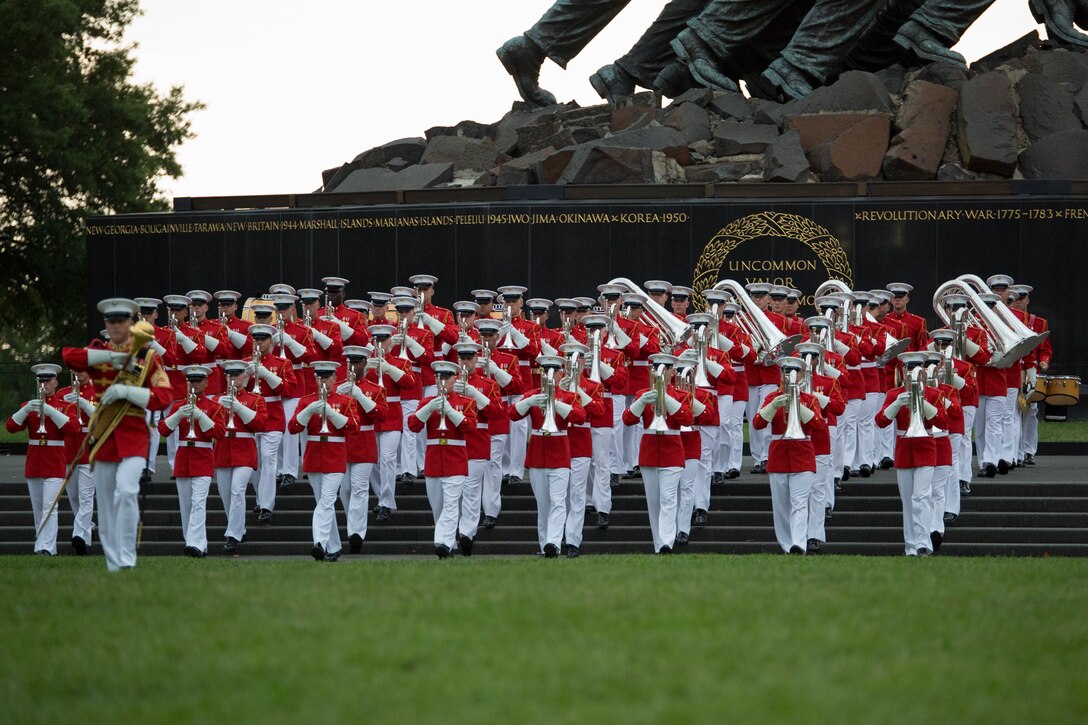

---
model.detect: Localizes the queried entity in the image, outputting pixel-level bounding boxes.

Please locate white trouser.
[483,434,506,517]
[642,466,682,553]
[858,392,882,467]
[896,466,935,555]
[277,397,300,477]
[399,399,421,475]
[746,385,774,463]
[695,426,714,511]
[589,427,613,514]
[1002,387,1019,463]
[28,477,63,554]
[623,395,644,470]
[832,420,846,476]
[460,459,487,540]
[310,472,343,554]
[94,457,143,571]
[808,455,831,542]
[677,458,699,536]
[176,475,211,553]
[145,410,161,472]
[975,395,1005,466]
[710,394,732,473]
[565,456,591,548]
[165,428,179,471]
[769,471,814,553]
[931,464,951,536]
[947,434,963,516]
[504,415,529,479]
[67,464,95,544]
[1021,402,1039,457]
[609,398,626,474]
[726,398,746,471]
[840,398,861,471]
[416,386,437,471]
[529,467,569,551]
[253,431,282,510]
[376,430,401,510]
[879,419,896,461]
[428,475,466,549]
[341,462,374,539]
[216,466,252,542]
[827,425,838,511]
[960,406,976,483]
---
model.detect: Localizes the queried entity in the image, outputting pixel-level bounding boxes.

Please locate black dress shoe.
[184,546,202,558]
[325,550,341,563]
[916,548,930,557]
[676,531,690,546]
[961,480,972,495]
[806,538,821,554]
[459,534,474,557]
[507,475,523,486]
[482,515,497,529]
[983,463,997,478]
[435,544,451,559]
[589,63,636,108]
[252,503,261,515]
[998,459,1010,475]
[71,536,87,556]
[258,509,272,525]
[711,472,725,487]
[223,536,240,554]
[376,506,391,523]
[727,468,740,479]
[279,474,296,489]
[930,531,943,554]
[501,474,511,485]
[859,464,872,478]
[623,469,639,480]
[543,543,559,558]
[879,457,894,470]
[944,512,958,524]
[1025,454,1036,465]
[140,468,153,485]
[842,466,851,482]
[834,478,843,493]
[36,549,53,556]
[349,533,363,554]
[825,506,832,520]
[567,545,581,558]
[597,512,610,529]
[310,543,325,561]
[610,473,620,486]
[275,474,283,486]
[693,509,708,527]
[788,545,804,555]
[496,35,557,107]
[659,545,673,555]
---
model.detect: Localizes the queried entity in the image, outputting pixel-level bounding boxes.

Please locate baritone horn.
[783,368,806,441]
[540,367,560,434]
[904,366,929,438]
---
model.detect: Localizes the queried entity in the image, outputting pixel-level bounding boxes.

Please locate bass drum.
[1029,374,1047,403]
[1045,376,1081,406]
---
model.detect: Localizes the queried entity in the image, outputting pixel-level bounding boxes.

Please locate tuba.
[606,278,692,352]
[711,280,792,361]
[87,321,156,463]
[540,367,560,434]
[932,277,1041,368]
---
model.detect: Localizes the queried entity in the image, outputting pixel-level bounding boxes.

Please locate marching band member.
[473,318,521,528]
[407,360,477,559]
[364,324,417,523]
[751,357,825,554]
[559,341,603,557]
[7,363,77,555]
[389,294,434,484]
[781,289,807,337]
[669,285,693,319]
[857,291,889,474]
[451,300,482,353]
[270,292,310,489]
[1010,284,1051,465]
[556,298,588,344]
[975,292,1011,478]
[410,273,459,358]
[800,316,846,514]
[792,343,845,554]
[673,350,718,546]
[472,289,498,319]
[63,298,173,571]
[596,284,635,482]
[876,351,949,557]
[814,295,863,484]
[711,297,755,482]
[743,282,778,474]
[214,359,267,555]
[510,354,586,557]
[289,360,357,562]
[496,285,541,486]
[321,276,371,347]
[245,317,296,525]
[622,353,693,554]
[923,351,963,554]
[160,294,207,471]
[841,292,878,478]
[135,297,168,482]
[157,364,225,557]
[580,313,628,529]
[886,282,929,351]
[60,369,97,554]
[337,346,387,554]
[185,290,233,397]
[928,327,975,524]
[936,293,990,493]
[643,280,672,310]
[618,292,657,478]
[988,274,1023,473]
[527,298,559,354]
[451,341,504,554]
[870,289,905,470]
[369,291,393,323]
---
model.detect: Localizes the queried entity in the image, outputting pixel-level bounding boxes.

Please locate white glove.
[739,343,751,359]
[443,406,466,427]
[554,400,573,419]
[771,394,790,409]
[10,400,38,426]
[540,340,558,356]
[87,349,129,369]
[486,360,513,387]
[164,408,185,430]
[148,340,167,356]
[325,407,349,429]
[280,334,306,358]
[577,389,592,406]
[455,382,489,408]
[418,312,445,335]
[610,325,632,349]
[964,338,980,357]
[218,395,257,424]
[952,373,965,390]
[100,384,151,408]
[174,329,197,354]
[598,360,615,380]
[255,364,282,389]
[76,397,96,416]
[415,396,444,422]
[39,403,69,429]
[883,392,910,420]
[629,390,654,417]
[195,409,215,431]
[690,396,706,417]
[664,394,681,415]
[758,396,787,422]
[716,335,734,352]
[227,328,248,348]
[833,338,850,356]
[295,399,325,426]
[798,403,815,423]
[335,320,354,340]
[822,365,842,379]
[404,336,425,358]
[504,325,529,349]
[63,389,80,404]
[338,382,376,412]
[922,400,939,420]
[705,358,724,378]
[203,334,220,352]
[379,360,404,381]
[814,392,830,409]
[1026,368,1038,386]
[312,329,334,350]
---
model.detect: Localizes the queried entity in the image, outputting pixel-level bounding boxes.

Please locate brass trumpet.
[251,344,262,395]
[36,381,47,434]
[186,383,198,440]
[226,380,237,431]
[318,379,331,435]
[436,377,449,431]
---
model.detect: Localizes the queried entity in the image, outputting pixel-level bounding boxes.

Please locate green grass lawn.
[2,556,1085,724]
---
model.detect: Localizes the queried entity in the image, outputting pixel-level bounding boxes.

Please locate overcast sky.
[126,1,1045,200]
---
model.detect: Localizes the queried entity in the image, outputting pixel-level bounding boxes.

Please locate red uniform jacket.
[333,304,371,349]
[393,326,434,396]
[195,318,232,395]
[682,387,720,460]
[246,352,296,433]
[62,342,173,462]
[363,356,418,432]
[346,380,387,464]
[879,316,911,391]
[596,346,629,415]
[621,318,661,395]
[569,378,605,458]
[465,372,504,460]
[211,389,267,469]
[750,390,824,473]
[58,383,95,466]
[622,385,694,469]
[503,317,543,392]
[887,310,928,351]
[718,319,754,402]
[488,348,524,407]
[509,387,586,468]
[158,395,226,478]
[875,385,950,468]
[307,318,345,397]
[809,372,846,456]
[423,303,459,357]
[406,392,477,477]
[161,323,208,400]
[288,392,361,474]
[7,394,77,478]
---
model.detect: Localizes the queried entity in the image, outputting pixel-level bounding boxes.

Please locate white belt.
[771,434,811,441]
[81,427,89,433]
[205,360,219,368]
[476,423,488,430]
[861,362,877,368]
[358,425,375,432]
[385,396,401,402]
[932,431,949,438]
[895,432,931,438]
[847,365,861,371]
[223,431,255,439]
[632,361,649,367]
[427,438,465,446]
[732,365,745,372]
[292,364,307,370]
[531,430,567,437]
[411,366,421,372]
[649,429,680,436]
[518,360,530,366]
[572,422,591,429]
[264,396,282,402]
[32,439,65,447]
[312,435,345,443]
[182,440,213,449]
